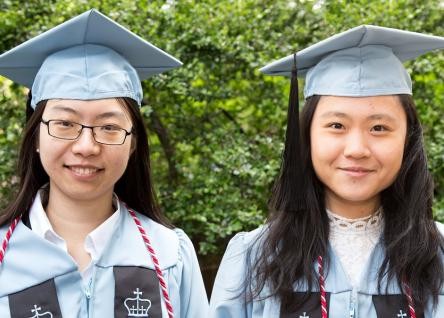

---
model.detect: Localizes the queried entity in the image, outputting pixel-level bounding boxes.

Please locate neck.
[45,189,114,242]
[325,191,380,219]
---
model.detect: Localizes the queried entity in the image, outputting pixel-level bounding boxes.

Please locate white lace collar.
[327,207,383,287]
[327,207,383,234]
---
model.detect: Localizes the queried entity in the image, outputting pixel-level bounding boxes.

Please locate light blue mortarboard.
[0,9,182,108]
[260,25,444,98]
[258,26,444,213]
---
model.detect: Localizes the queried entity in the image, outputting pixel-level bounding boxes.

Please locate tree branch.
[145,105,179,184]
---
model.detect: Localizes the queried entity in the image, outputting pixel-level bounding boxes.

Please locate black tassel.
[275,53,305,213]
[25,90,34,122]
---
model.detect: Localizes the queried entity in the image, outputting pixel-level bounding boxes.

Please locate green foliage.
[0,0,443,262]
[0,79,24,203]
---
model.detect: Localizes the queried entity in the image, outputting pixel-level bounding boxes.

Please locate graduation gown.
[0,204,208,317]
[209,223,444,318]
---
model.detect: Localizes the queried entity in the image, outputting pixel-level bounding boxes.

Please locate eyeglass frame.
[40,119,133,145]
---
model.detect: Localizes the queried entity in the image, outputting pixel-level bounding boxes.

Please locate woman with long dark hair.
[210,25,444,317]
[0,10,207,317]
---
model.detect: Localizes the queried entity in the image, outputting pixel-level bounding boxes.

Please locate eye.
[54,120,75,128]
[328,122,344,129]
[371,125,388,132]
[100,125,122,132]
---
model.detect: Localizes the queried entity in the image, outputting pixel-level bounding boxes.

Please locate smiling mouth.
[338,167,375,176]
[65,165,103,176]
[340,167,373,172]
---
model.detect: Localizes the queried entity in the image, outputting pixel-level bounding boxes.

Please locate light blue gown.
[0,203,208,317]
[210,223,444,318]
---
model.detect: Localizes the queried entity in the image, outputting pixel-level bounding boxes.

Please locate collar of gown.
[28,190,121,264]
[0,195,179,297]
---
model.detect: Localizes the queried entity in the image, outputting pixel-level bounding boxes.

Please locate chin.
[64,191,102,202]
[57,184,111,202]
[336,191,379,203]
[328,185,378,201]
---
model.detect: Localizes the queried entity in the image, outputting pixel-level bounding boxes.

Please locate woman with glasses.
[210,26,444,317]
[0,10,207,317]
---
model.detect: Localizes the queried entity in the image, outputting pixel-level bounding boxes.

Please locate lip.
[64,164,104,179]
[338,166,374,177]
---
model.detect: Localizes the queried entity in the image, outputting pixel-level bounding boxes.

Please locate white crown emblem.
[124,288,152,317]
[27,305,53,318]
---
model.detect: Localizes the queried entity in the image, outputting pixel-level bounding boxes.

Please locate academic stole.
[1,209,174,318]
[280,256,423,318]
[7,267,165,318]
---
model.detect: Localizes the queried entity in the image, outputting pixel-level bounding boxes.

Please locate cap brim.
[0,9,182,87]
[260,25,444,77]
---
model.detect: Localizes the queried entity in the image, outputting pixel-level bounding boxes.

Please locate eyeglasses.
[41,119,133,145]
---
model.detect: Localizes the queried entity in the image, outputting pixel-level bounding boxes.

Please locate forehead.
[314,95,406,120]
[44,98,129,119]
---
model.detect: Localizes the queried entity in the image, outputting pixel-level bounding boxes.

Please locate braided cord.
[318,255,328,318]
[128,209,174,318]
[403,282,416,318]
[0,217,20,264]
[1,211,176,316]
[318,255,417,318]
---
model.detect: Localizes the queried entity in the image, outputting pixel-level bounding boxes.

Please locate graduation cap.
[0,9,182,108]
[260,25,444,212]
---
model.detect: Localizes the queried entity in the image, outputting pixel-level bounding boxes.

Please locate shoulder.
[125,210,199,269]
[209,226,267,316]
[133,211,179,244]
[435,221,444,236]
[106,206,185,270]
[0,217,18,236]
[172,228,199,263]
[216,226,267,276]
[224,226,267,257]
[232,226,266,243]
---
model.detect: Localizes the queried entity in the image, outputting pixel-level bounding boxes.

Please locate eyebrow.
[319,111,397,122]
[50,105,77,114]
[366,113,397,122]
[319,111,349,119]
[95,111,127,120]
[49,105,127,120]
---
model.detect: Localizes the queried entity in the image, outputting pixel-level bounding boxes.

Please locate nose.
[343,130,371,159]
[71,127,100,156]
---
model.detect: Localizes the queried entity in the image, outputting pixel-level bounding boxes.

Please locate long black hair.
[0,93,172,228]
[244,94,444,313]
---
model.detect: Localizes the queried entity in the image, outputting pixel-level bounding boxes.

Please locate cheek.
[107,144,132,170]
[310,132,341,168]
[376,141,405,173]
[37,131,56,167]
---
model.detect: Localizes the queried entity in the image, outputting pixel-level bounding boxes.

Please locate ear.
[35,135,40,153]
